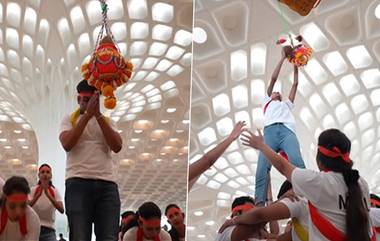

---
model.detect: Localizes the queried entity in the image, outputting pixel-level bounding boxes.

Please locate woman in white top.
[165,204,185,241]
[123,202,171,241]
[0,176,40,241]
[242,128,373,241]
[30,164,64,241]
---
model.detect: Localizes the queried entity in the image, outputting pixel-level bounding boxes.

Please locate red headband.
[166,207,182,218]
[78,92,94,97]
[318,146,352,164]
[6,194,28,202]
[232,203,255,215]
[371,198,380,207]
[39,166,51,172]
[139,217,161,227]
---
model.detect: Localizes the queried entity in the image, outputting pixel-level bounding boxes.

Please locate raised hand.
[240,129,264,150]
[228,121,247,141]
[86,91,100,116]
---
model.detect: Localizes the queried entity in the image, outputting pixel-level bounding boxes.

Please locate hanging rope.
[81,0,133,109]
[276,1,291,35]
[92,0,120,57]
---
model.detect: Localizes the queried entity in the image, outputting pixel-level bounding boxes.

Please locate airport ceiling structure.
[188,0,380,239]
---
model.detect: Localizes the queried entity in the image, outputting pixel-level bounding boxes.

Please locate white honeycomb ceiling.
[188,0,380,239]
[0,0,192,234]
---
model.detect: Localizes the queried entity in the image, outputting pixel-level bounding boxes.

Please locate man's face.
[139,219,161,239]
[77,94,93,113]
[270,92,282,101]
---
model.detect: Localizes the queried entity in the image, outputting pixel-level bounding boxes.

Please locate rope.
[92,0,121,57]
[276,1,294,47]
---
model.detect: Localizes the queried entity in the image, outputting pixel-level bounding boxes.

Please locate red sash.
[0,209,27,235]
[34,185,55,199]
[375,227,380,233]
[136,227,160,241]
[308,201,376,241]
[263,100,273,114]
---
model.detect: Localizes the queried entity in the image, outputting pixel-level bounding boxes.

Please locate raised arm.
[91,92,122,153]
[241,130,295,181]
[267,51,287,96]
[219,202,291,233]
[188,121,246,187]
[288,65,299,103]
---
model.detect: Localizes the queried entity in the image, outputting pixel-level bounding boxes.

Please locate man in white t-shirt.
[255,51,305,206]
[59,80,123,241]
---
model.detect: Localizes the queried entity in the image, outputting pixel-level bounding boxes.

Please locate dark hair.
[231,196,255,210]
[317,129,370,241]
[370,194,380,208]
[120,211,137,237]
[138,202,161,220]
[127,202,162,231]
[76,79,96,94]
[165,204,181,215]
[121,211,135,218]
[277,180,292,199]
[1,176,30,206]
[38,164,54,187]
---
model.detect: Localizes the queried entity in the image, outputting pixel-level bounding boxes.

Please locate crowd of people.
[0,80,185,241]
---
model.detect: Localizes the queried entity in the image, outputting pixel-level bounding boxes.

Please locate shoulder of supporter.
[279,197,303,218]
[27,206,41,229]
[161,229,173,241]
[123,227,137,241]
[291,168,323,204]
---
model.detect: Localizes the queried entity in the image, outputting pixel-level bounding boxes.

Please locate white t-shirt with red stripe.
[370,208,380,240]
[30,185,62,230]
[280,197,309,241]
[0,206,40,241]
[262,95,296,133]
[291,168,371,241]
